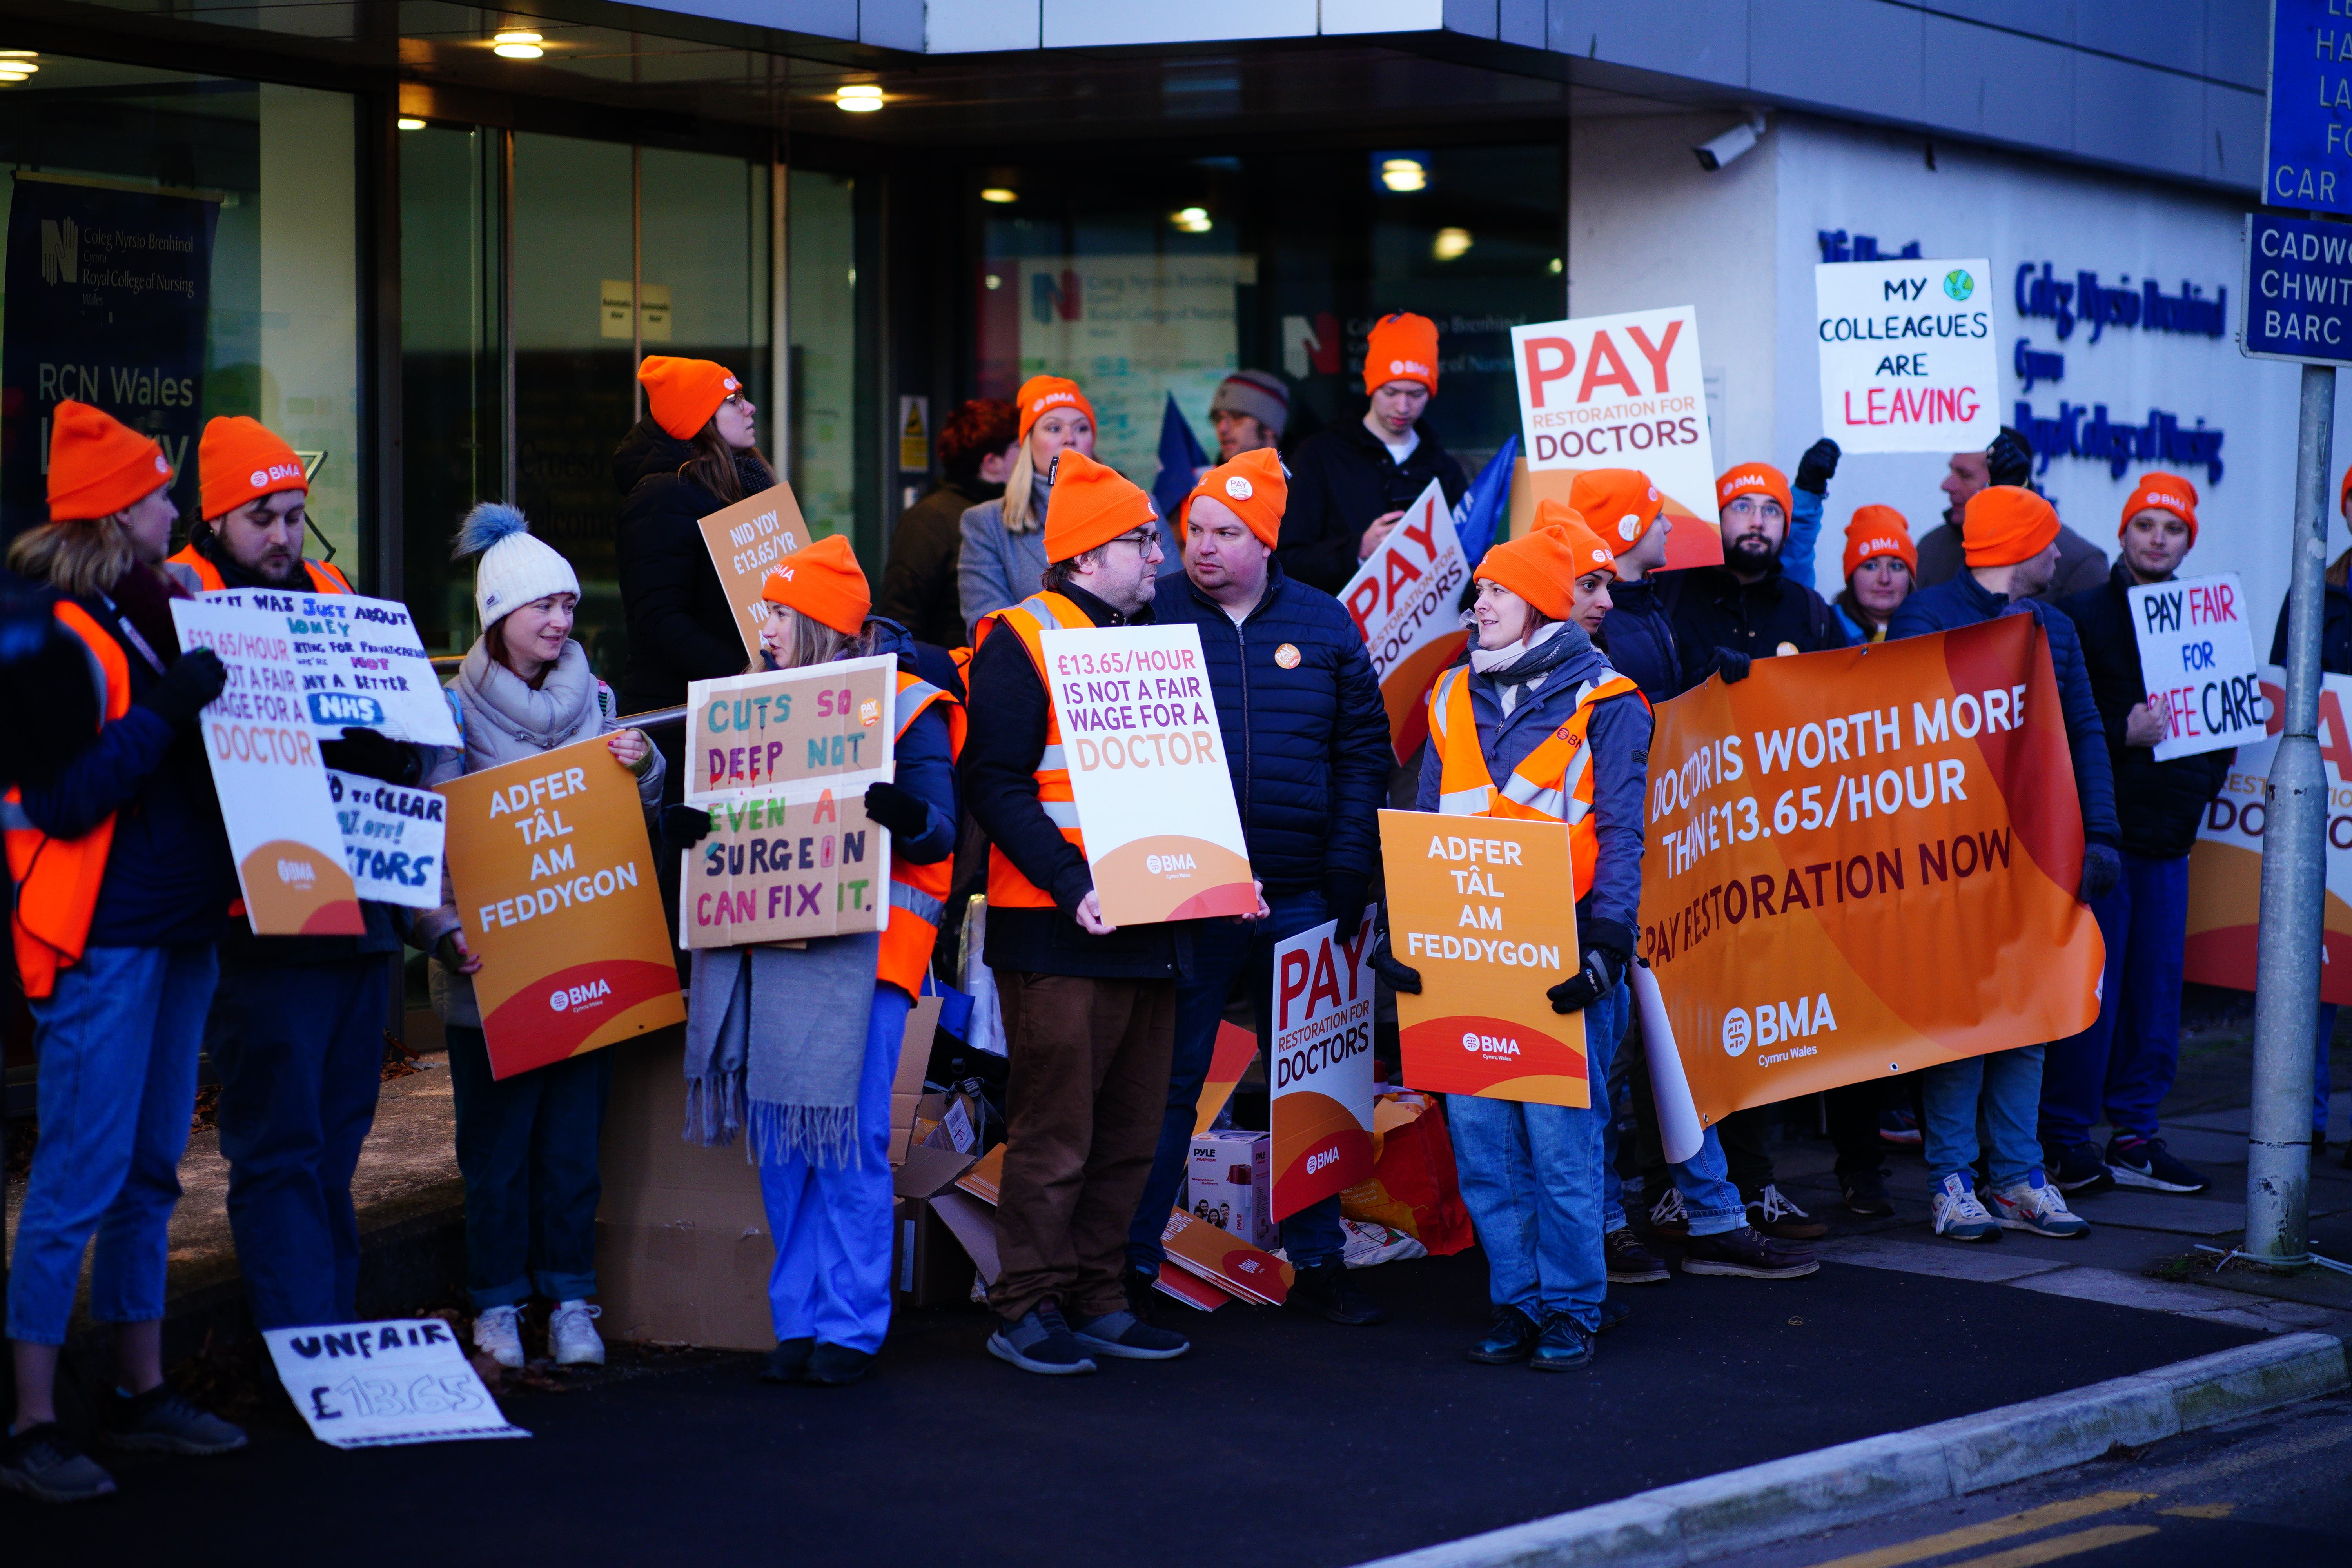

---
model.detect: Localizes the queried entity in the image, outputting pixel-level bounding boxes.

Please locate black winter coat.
[1661,561,1847,680]
[1153,562,1392,896]
[1278,417,1467,594]
[613,418,758,714]
[1597,576,1687,704]
[2269,580,2352,677]
[880,477,998,650]
[2060,561,2230,860]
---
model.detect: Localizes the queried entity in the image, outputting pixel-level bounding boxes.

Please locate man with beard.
[1914,428,2106,600]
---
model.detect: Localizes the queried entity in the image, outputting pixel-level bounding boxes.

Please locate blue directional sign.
[2266,0,2352,216]
[2242,212,2352,364]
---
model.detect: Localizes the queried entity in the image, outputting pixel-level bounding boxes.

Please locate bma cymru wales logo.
[41,216,77,285]
[1722,1008,1753,1058]
[1943,269,1975,301]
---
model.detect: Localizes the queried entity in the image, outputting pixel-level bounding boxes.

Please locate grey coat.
[957,489,1051,641]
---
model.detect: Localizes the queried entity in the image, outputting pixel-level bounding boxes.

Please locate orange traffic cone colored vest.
[970,591,1093,909]
[877,670,967,998]
[5,602,133,998]
[166,543,354,595]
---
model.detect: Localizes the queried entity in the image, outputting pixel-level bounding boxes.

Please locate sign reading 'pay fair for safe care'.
[1268,913,1377,1222]
[203,588,459,746]
[685,655,897,804]
[1338,478,1470,766]
[2125,572,2267,762]
[1038,622,1257,927]
[171,597,365,937]
[1377,809,1588,1107]
[264,1321,526,1448]
[438,737,684,1079]
[681,787,892,949]
[696,482,809,663]
[1813,258,1998,453]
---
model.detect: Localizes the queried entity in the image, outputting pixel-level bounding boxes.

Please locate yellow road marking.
[2158,1504,2234,1519]
[1805,1492,2154,1568]
[1939,1524,2160,1567]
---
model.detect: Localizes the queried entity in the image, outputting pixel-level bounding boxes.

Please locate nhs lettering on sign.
[2265,0,2352,217]
[2240,212,2352,366]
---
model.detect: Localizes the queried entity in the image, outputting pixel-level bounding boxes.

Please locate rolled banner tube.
[1633,961,1704,1165]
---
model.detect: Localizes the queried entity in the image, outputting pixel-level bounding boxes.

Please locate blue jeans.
[7,943,218,1345]
[759,984,907,1352]
[445,1024,611,1309]
[2040,852,2187,1149]
[1128,888,1345,1274]
[1604,1004,1746,1238]
[1446,982,1628,1332]
[1924,1045,2045,1190]
[209,957,389,1329]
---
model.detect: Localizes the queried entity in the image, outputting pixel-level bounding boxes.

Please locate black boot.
[761,1337,814,1384]
[1467,1304,1539,1365]
[1288,1258,1385,1325]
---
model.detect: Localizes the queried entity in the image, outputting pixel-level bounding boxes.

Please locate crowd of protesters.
[0,311,2333,1500]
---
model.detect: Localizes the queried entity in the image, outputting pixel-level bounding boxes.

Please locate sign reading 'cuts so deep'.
[685,654,897,804]
[1037,622,1256,926]
[438,738,684,1079]
[1338,478,1469,765]
[1268,914,1377,1222]
[1377,809,1588,1107]
[1813,258,1998,453]
[695,483,809,663]
[1509,305,1722,569]
[2125,572,2267,762]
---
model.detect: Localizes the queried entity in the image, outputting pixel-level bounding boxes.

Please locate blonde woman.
[957,375,1095,638]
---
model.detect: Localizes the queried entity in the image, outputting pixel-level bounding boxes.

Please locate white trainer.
[1988,1178,2090,1239]
[1648,1187,1691,1237]
[1930,1173,2001,1242]
[548,1300,606,1365]
[473,1304,525,1368]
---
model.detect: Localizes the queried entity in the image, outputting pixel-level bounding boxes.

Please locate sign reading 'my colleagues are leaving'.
[1337,477,1469,765]
[1813,258,1998,453]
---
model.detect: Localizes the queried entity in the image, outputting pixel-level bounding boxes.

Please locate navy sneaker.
[0,1423,115,1503]
[2047,1142,2116,1194]
[761,1337,814,1383]
[805,1343,874,1385]
[1528,1312,1596,1372]
[1467,1304,1540,1365]
[102,1386,246,1456]
[1841,1169,1895,1216]
[987,1302,1098,1376]
[1070,1309,1191,1360]
[1879,1106,1923,1148]
[2106,1136,2209,1194]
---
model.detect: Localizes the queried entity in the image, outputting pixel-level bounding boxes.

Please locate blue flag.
[1151,392,1209,557]
[1452,434,1519,570]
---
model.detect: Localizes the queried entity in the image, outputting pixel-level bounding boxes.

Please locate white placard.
[2125,572,2267,761]
[1036,622,1256,927]
[1510,304,1718,523]
[264,1319,528,1448]
[1268,913,1377,1222]
[328,769,447,909]
[1813,258,1999,454]
[203,587,459,746]
[1337,478,1471,765]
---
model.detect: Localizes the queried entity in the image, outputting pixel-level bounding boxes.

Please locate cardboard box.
[887,995,946,1167]
[892,1143,979,1307]
[1188,1129,1272,1248]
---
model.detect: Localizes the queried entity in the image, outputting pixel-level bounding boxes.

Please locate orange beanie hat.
[1477,519,1587,622]
[1963,486,2060,568]
[199,416,307,521]
[1363,312,1439,395]
[1533,499,1617,579]
[638,356,741,441]
[47,400,174,523]
[1568,468,1664,549]
[1017,375,1096,442]
[1842,505,1918,580]
[1182,446,1287,547]
[1043,449,1157,564]
[1716,462,1793,520]
[761,534,871,637]
[2121,471,2198,547]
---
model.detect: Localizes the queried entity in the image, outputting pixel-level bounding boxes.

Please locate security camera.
[1694,114,1768,172]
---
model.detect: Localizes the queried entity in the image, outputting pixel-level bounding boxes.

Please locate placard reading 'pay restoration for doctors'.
[1338,478,1471,766]
[684,655,897,805]
[438,737,684,1079]
[1268,913,1377,1221]
[1377,809,1587,1107]
[696,482,809,662]
[1038,622,1257,926]
[171,597,365,937]
[264,1321,526,1448]
[1813,258,1998,454]
[203,587,459,746]
[2126,572,2267,762]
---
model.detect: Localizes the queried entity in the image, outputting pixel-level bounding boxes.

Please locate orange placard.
[1639,615,2103,1127]
[1194,1021,1259,1135]
[1268,913,1377,1221]
[1377,809,1588,1106]
[695,482,810,662]
[439,736,686,1078]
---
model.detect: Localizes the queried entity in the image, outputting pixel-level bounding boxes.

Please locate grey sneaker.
[1,1423,117,1502]
[1070,1309,1191,1360]
[985,1301,1098,1376]
[103,1386,248,1455]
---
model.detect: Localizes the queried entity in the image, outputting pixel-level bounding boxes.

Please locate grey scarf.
[683,932,881,1168]
[452,640,599,754]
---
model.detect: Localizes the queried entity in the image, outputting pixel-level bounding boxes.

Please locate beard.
[1725,532,1778,573]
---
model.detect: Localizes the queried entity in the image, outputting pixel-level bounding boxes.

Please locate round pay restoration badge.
[1274,643,1301,669]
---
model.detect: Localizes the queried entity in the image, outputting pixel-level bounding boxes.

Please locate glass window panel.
[788,168,857,546]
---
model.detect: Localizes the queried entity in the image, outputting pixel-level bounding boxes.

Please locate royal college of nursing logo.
[41,216,77,286]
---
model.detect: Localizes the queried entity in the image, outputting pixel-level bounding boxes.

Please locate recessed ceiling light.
[980,187,1017,204]
[836,83,883,111]
[0,50,39,56]
[397,117,426,130]
[492,29,540,43]
[494,42,543,58]
[1173,206,1212,233]
[1433,227,1472,261]
[1380,158,1426,192]
[0,71,27,82]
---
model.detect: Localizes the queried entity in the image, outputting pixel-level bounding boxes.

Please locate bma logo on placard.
[548,979,612,1014]
[1145,852,1198,875]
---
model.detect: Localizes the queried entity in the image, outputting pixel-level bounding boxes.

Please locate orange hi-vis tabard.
[877,669,967,997]
[1425,663,1646,902]
[970,590,1091,909]
[168,543,353,595]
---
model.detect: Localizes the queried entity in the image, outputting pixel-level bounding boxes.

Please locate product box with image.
[1188,1129,1272,1249]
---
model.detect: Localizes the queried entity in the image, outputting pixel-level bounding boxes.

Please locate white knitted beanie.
[455,503,580,626]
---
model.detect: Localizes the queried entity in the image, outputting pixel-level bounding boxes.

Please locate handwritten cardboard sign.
[328,770,445,909]
[684,655,897,805]
[1268,913,1377,1221]
[1338,478,1470,765]
[203,587,458,746]
[438,736,684,1079]
[679,786,893,949]
[2126,572,2266,762]
[263,1320,526,1448]
[171,597,364,936]
[1813,258,1998,454]
[695,482,808,662]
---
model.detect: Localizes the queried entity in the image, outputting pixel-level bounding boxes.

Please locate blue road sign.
[2243,212,2352,363]
[2267,0,2352,216]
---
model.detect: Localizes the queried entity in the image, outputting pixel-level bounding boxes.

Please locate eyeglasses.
[1111,528,1161,552]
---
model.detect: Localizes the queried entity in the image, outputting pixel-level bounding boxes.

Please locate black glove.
[1715,649,1753,684]
[1985,428,2033,489]
[319,726,419,786]
[139,647,226,730]
[861,780,931,839]
[1794,438,1840,495]
[1371,930,1422,995]
[2077,842,2121,905]
[1323,874,1370,931]
[659,804,713,851]
[1548,946,1624,1014]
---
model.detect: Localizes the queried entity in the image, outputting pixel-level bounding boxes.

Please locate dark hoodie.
[613,417,769,715]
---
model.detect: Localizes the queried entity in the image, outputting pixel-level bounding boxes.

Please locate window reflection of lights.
[1380,158,1426,192]
[493,42,543,58]
[1433,227,1472,261]
[1549,257,1563,274]
[397,117,427,130]
[837,84,884,112]
[1172,207,1212,234]
[985,274,1002,290]
[980,188,1017,204]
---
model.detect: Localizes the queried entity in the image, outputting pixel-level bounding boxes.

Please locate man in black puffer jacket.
[1133,448,1393,1325]
[2043,474,2229,1197]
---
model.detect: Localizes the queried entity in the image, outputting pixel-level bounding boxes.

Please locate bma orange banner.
[1640,614,2102,1126]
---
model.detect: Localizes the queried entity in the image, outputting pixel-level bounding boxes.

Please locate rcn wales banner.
[2,174,218,538]
[1639,615,2103,1127]
[1508,305,1722,569]
[2184,666,2352,1002]
[1038,622,1256,925]
[1338,477,1470,765]
[1267,913,1378,1221]
[1812,258,1999,454]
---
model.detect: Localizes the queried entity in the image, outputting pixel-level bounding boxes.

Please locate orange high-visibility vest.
[877,670,967,998]
[5,602,133,999]
[970,591,1091,910]
[167,543,354,595]
[1425,662,1645,902]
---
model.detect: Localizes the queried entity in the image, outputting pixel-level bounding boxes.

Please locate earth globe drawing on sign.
[1943,269,1975,301]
